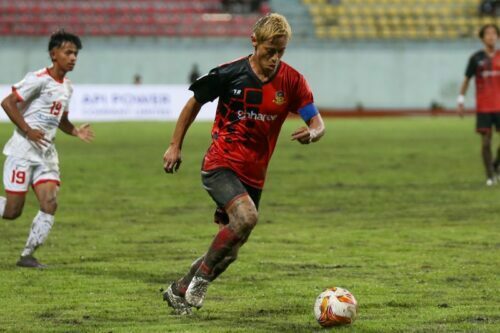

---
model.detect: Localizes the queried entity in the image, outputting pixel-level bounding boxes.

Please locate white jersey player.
[0,30,94,268]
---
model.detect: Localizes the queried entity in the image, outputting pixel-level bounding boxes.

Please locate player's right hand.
[291,126,313,144]
[26,128,50,148]
[163,145,182,173]
[457,104,465,118]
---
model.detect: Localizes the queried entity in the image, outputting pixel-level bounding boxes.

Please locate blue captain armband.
[298,103,319,122]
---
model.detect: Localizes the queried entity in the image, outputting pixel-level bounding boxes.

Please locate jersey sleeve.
[465,55,477,79]
[290,74,314,114]
[189,67,223,104]
[12,72,44,102]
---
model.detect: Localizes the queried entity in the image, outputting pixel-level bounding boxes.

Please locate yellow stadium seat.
[305,0,486,40]
[359,6,375,17]
[324,6,336,17]
[352,16,364,26]
[309,6,321,16]
[445,29,460,39]
[481,17,496,25]
[338,17,350,26]
[364,17,376,26]
[404,17,416,28]
[407,28,418,39]
[315,26,328,39]
[338,29,353,39]
[303,0,327,4]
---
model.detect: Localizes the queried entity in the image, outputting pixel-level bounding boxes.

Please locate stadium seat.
[304,0,487,40]
[0,0,268,37]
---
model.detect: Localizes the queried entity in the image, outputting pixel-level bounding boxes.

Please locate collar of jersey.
[245,56,281,85]
[45,68,65,84]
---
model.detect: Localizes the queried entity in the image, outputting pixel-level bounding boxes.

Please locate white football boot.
[486,178,497,186]
[163,284,192,315]
[185,276,210,309]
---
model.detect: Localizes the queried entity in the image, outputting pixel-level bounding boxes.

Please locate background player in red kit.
[162,13,325,314]
[458,24,500,186]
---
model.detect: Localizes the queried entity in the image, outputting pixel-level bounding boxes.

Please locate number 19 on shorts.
[11,170,26,184]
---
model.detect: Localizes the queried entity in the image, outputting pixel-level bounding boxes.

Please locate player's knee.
[239,209,258,233]
[482,135,492,147]
[482,142,492,151]
[248,209,259,227]
[228,199,259,236]
[2,209,22,220]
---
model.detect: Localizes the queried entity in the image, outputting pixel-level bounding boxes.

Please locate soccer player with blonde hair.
[162,13,325,314]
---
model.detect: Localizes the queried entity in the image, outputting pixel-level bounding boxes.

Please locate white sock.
[0,196,5,217]
[21,211,55,257]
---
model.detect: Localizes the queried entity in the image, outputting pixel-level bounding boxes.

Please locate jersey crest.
[273,91,286,105]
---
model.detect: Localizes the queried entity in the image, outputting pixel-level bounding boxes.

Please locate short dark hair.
[479,24,500,39]
[48,30,82,52]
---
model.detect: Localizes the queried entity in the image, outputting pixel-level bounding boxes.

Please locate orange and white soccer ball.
[313,287,358,327]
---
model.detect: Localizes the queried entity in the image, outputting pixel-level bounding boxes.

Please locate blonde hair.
[252,13,292,44]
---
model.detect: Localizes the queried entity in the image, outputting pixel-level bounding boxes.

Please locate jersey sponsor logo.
[237,110,278,121]
[232,89,242,96]
[273,91,286,105]
[481,70,500,78]
[36,113,60,127]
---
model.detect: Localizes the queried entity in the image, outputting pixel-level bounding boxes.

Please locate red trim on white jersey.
[32,179,61,188]
[11,87,24,102]
[37,68,64,84]
[36,68,49,77]
[5,189,28,195]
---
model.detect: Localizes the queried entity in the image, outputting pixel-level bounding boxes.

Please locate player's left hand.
[76,123,94,143]
[291,126,312,144]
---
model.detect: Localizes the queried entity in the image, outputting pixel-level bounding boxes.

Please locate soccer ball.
[313,287,358,327]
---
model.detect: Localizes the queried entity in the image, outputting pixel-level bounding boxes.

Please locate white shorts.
[3,155,60,194]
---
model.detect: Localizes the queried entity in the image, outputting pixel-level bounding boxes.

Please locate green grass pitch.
[0,118,498,332]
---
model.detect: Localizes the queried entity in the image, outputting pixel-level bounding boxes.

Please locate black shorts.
[201,168,262,225]
[476,112,500,133]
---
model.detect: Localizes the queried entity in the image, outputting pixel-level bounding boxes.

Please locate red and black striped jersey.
[465,50,500,112]
[190,56,314,189]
